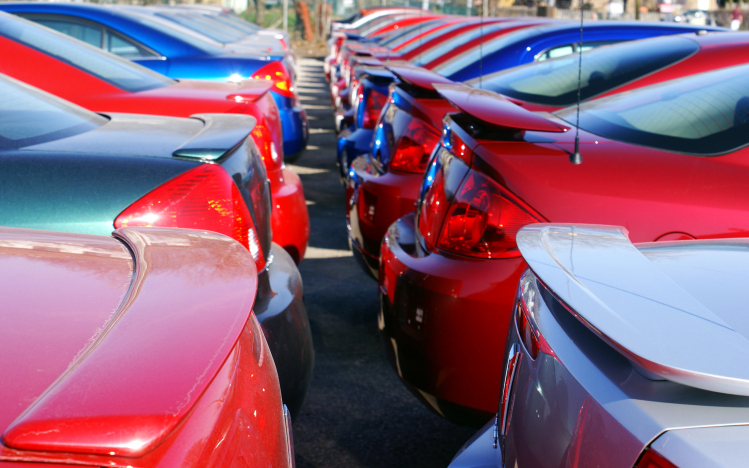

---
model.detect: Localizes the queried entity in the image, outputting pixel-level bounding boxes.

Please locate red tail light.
[252,61,294,98]
[390,119,440,173]
[637,449,678,468]
[251,124,283,172]
[114,164,266,271]
[516,299,539,358]
[362,89,388,129]
[436,169,543,258]
[450,131,473,164]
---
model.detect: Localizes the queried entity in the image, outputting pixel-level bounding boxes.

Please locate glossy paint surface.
[379,90,749,423]
[518,224,749,396]
[4,227,258,456]
[0,30,308,250]
[379,215,525,425]
[434,83,568,132]
[0,3,308,156]
[0,227,291,467]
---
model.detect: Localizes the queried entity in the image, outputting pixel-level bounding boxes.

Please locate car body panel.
[0,18,309,262]
[0,3,308,159]
[0,226,292,467]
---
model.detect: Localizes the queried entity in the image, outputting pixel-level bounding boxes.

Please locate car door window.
[105,30,154,58]
[33,18,103,48]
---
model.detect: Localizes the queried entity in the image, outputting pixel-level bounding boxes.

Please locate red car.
[0,226,294,466]
[350,32,749,278]
[0,12,309,263]
[379,62,749,426]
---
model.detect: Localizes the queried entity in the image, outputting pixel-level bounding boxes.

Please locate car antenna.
[478,6,484,88]
[570,0,584,165]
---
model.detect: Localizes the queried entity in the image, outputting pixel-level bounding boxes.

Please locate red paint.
[366,15,444,37]
[0,36,309,263]
[376,34,749,422]
[0,227,291,466]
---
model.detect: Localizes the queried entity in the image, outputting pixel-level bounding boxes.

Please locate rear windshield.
[470,36,699,106]
[556,64,749,155]
[119,9,225,55]
[0,13,175,93]
[377,19,441,47]
[0,75,106,149]
[154,12,244,43]
[397,21,471,54]
[411,21,518,67]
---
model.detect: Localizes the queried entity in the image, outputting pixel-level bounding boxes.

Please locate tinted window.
[556,64,749,155]
[0,14,174,92]
[397,21,470,54]
[0,75,106,149]
[411,21,516,67]
[34,18,102,47]
[118,9,225,55]
[155,12,243,43]
[105,30,154,58]
[377,20,441,46]
[471,36,699,106]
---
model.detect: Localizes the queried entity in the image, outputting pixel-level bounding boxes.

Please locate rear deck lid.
[2,227,258,457]
[517,224,749,396]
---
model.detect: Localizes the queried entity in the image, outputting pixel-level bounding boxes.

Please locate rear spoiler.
[4,227,258,456]
[359,65,395,82]
[226,78,274,103]
[386,64,455,91]
[434,83,569,133]
[173,113,256,161]
[517,224,749,397]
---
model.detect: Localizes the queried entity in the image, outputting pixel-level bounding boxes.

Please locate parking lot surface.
[289,57,478,467]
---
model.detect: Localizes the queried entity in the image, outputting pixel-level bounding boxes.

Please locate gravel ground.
[288,57,477,467]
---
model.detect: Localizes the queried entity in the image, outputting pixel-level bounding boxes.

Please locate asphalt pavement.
[288,57,478,467]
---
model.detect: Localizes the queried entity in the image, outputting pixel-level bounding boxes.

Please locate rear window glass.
[411,21,518,67]
[556,64,749,155]
[155,12,244,43]
[377,19,441,47]
[471,36,699,107]
[0,75,105,149]
[1,14,174,92]
[396,21,470,54]
[118,8,225,55]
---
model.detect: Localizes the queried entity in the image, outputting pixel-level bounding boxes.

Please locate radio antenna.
[478,10,484,88]
[570,0,584,165]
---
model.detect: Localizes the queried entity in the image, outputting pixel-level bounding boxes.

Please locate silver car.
[450,223,749,468]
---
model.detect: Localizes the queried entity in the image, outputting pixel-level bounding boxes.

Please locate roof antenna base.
[570,152,582,165]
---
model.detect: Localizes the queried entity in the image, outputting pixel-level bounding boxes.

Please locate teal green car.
[0,74,313,419]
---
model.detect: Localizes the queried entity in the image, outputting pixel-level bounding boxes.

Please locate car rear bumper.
[255,243,314,420]
[347,155,422,278]
[273,93,308,161]
[336,129,373,184]
[269,166,309,264]
[378,214,525,426]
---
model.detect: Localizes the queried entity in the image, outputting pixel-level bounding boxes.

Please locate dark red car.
[0,12,309,263]
[350,32,749,278]
[379,62,749,425]
[0,226,293,466]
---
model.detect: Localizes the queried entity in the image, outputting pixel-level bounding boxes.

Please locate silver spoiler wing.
[517,224,749,396]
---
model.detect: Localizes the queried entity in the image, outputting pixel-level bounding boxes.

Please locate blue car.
[0,2,308,159]
[337,20,725,179]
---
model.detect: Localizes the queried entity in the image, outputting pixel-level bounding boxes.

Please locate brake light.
[114,164,266,271]
[361,89,388,129]
[516,270,554,360]
[390,119,440,173]
[450,131,472,164]
[436,169,543,258]
[516,299,539,358]
[252,61,294,98]
[637,449,678,468]
[251,124,283,172]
